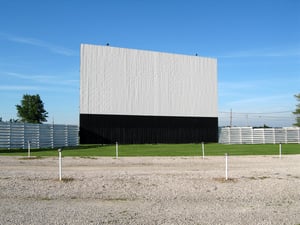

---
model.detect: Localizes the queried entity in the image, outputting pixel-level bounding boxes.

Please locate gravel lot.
[0,155,299,225]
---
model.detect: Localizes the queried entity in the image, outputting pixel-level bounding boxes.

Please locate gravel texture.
[0,155,299,225]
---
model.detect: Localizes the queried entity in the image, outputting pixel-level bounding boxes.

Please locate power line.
[218,110,295,127]
[219,110,293,115]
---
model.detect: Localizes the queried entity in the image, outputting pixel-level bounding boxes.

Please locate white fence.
[219,127,300,144]
[0,122,79,149]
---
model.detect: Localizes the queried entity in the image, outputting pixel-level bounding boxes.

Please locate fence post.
[116,142,118,159]
[37,124,40,149]
[22,123,25,149]
[51,124,54,149]
[228,127,231,144]
[225,153,228,180]
[284,128,287,144]
[58,148,62,181]
[279,143,282,159]
[28,141,31,158]
[64,125,69,146]
[9,123,11,150]
[201,142,205,159]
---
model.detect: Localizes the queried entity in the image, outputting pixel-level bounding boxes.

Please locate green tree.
[16,94,48,123]
[293,93,300,127]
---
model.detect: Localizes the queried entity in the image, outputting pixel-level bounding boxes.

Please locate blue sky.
[0,0,299,127]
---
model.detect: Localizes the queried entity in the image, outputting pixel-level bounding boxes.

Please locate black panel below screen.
[80,114,218,144]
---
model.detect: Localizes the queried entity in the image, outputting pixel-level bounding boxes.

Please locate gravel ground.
[0,155,299,225]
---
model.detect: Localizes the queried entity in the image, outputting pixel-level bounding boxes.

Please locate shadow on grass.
[0,144,105,154]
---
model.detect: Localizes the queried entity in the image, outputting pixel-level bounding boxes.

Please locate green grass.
[0,143,299,157]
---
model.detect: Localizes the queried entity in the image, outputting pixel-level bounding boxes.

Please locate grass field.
[0,143,299,157]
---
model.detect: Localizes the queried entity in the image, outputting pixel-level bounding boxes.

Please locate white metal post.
[116,142,118,159]
[58,149,62,181]
[27,141,30,158]
[279,143,282,159]
[225,153,228,180]
[202,142,205,160]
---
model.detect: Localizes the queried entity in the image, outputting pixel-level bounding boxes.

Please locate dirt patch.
[213,177,238,183]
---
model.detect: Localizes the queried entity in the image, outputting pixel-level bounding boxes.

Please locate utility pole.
[230,109,233,127]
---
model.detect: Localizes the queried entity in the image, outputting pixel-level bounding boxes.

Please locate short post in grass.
[27,141,31,158]
[279,143,282,159]
[201,142,205,160]
[58,148,62,181]
[225,153,228,180]
[116,142,118,159]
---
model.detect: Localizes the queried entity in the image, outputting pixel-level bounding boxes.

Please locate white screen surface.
[80,44,217,117]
